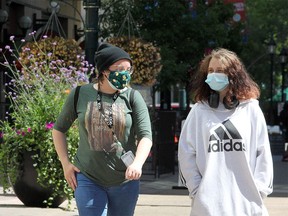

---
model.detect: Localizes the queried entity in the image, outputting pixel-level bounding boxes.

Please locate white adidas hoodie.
[178,99,273,216]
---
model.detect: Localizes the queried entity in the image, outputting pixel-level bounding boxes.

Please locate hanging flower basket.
[107,36,162,86]
[19,36,88,85]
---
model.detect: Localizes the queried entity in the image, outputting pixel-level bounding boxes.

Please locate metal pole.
[270,53,274,124]
[280,48,288,102]
[282,62,285,102]
[83,0,99,80]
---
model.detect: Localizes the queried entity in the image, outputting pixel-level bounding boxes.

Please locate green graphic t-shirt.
[54,83,152,187]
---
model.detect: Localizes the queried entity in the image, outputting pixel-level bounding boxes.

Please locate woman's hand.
[52,130,80,190]
[125,162,142,180]
[62,162,80,191]
[125,137,152,180]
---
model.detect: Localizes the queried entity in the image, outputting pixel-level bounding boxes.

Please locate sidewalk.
[0,156,287,216]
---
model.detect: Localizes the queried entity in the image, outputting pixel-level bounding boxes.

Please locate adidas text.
[208,139,246,153]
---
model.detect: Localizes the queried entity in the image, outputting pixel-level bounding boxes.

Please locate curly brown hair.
[192,48,260,104]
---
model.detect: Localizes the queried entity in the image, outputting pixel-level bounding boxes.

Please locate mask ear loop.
[208,91,220,108]
[102,70,109,79]
[223,95,239,110]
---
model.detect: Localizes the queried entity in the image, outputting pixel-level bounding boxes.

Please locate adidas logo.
[208,119,245,153]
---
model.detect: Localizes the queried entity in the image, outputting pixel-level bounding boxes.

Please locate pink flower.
[15,129,26,136]
[27,128,32,132]
[45,122,54,130]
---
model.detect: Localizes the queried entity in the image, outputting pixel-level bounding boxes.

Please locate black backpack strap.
[74,86,81,116]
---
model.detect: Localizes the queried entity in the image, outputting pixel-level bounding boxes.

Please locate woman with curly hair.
[178,48,273,216]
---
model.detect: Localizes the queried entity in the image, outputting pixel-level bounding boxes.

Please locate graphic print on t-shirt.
[208,119,245,153]
[85,101,126,152]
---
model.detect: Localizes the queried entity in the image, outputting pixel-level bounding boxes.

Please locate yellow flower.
[64,89,71,94]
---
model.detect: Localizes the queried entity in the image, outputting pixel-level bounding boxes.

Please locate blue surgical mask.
[205,73,229,91]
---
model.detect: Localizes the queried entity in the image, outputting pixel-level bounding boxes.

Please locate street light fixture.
[18,16,32,37]
[268,37,276,54]
[268,36,276,125]
[49,1,61,13]
[280,47,288,102]
[0,9,8,41]
[0,9,8,28]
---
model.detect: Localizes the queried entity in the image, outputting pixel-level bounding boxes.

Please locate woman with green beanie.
[52,43,152,216]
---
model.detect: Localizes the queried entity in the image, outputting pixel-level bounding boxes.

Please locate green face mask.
[107,70,131,90]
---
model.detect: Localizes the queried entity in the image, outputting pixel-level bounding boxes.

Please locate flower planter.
[0,35,82,206]
[13,151,66,208]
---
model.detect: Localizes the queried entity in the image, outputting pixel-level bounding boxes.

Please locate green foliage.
[100,0,244,91]
[0,33,90,207]
[241,0,288,103]
[100,0,287,108]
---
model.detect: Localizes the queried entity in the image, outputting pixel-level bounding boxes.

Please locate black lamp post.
[268,36,276,125]
[0,9,8,122]
[83,0,100,81]
[280,47,288,102]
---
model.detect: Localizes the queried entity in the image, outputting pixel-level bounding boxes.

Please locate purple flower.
[29,31,36,36]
